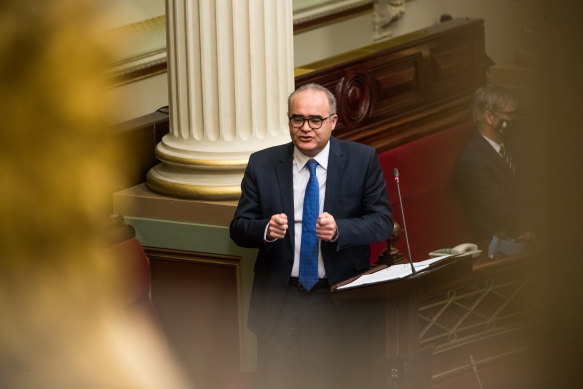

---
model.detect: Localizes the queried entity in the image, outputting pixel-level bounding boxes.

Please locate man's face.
[488,101,518,133]
[288,89,337,158]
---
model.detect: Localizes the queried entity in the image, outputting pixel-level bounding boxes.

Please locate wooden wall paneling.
[144,247,245,386]
[429,42,478,100]
[371,52,424,116]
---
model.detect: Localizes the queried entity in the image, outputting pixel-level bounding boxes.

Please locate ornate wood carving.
[337,70,374,125]
[295,18,488,153]
[377,222,406,266]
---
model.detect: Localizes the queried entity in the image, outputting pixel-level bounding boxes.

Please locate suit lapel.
[275,143,295,251]
[324,137,345,213]
[476,134,515,184]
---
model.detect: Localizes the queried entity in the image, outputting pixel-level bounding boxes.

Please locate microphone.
[393,168,416,276]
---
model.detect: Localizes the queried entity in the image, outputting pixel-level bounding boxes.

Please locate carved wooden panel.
[295,18,487,152]
[371,53,423,114]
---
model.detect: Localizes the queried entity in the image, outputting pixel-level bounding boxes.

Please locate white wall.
[99,0,164,29]
[109,73,169,125]
[295,0,535,67]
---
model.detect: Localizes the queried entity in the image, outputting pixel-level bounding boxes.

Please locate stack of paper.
[336,255,451,290]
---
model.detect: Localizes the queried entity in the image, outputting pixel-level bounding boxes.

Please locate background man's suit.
[230,136,393,339]
[455,133,528,241]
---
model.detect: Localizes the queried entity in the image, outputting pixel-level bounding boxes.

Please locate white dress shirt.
[482,134,502,154]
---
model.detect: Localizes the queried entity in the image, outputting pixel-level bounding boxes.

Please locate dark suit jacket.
[454,133,529,241]
[230,137,393,338]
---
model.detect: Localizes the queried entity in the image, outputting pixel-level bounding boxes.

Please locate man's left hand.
[316,212,337,241]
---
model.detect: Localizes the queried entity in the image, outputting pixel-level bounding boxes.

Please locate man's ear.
[330,114,338,130]
[483,110,495,126]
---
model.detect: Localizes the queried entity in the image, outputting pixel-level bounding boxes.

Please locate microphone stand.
[394,168,416,276]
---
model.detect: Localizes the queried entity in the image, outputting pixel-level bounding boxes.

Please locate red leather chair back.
[375,122,475,261]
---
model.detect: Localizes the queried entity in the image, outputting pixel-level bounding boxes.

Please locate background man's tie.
[299,160,319,291]
[499,144,515,173]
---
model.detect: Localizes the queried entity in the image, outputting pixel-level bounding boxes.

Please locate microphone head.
[393,168,399,177]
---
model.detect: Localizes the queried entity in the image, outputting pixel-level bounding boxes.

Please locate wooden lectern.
[331,254,474,388]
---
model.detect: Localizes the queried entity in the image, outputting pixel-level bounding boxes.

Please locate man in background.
[455,84,535,245]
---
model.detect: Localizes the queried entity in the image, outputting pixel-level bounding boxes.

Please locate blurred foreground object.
[0,1,189,388]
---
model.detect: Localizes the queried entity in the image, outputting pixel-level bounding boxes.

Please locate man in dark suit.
[455,84,535,245]
[230,83,393,388]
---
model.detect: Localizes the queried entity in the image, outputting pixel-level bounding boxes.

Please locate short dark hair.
[288,83,337,116]
[472,84,517,124]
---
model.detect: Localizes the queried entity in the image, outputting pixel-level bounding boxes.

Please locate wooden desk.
[332,254,474,388]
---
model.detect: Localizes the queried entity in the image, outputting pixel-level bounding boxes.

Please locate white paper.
[336,255,451,290]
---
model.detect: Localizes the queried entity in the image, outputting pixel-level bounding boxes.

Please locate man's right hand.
[267,213,288,240]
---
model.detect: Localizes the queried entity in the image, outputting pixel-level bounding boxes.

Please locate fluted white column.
[147,0,294,199]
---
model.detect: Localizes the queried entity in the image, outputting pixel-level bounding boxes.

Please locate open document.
[335,255,452,291]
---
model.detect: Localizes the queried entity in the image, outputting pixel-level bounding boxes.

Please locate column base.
[147,163,243,200]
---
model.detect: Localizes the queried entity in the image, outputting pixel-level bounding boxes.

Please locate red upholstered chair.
[374,122,475,262]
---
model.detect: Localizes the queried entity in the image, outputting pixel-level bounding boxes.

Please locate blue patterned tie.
[299,160,319,291]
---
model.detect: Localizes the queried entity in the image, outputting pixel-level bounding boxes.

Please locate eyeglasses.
[493,110,517,120]
[289,115,333,129]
